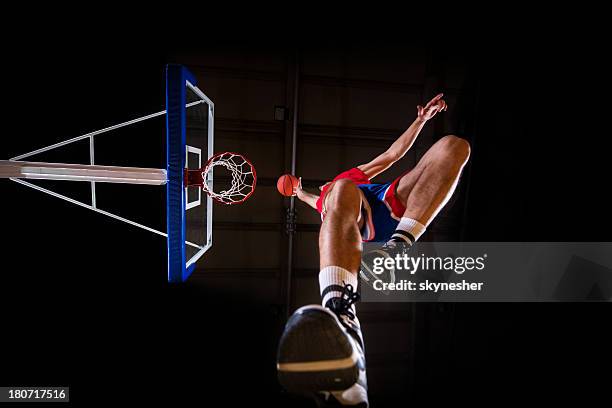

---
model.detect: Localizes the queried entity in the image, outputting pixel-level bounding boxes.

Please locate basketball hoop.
[186,152,256,205]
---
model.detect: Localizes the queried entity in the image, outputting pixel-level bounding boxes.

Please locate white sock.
[319,266,358,307]
[390,217,426,244]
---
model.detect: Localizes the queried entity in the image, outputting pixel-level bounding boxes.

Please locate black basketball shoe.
[277,283,368,407]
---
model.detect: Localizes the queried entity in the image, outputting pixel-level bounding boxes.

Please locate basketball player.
[277,94,470,406]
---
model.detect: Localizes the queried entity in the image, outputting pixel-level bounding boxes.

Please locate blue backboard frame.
[166,64,214,283]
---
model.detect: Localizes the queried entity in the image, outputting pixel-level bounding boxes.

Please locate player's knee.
[439,135,470,163]
[329,179,360,199]
[326,179,360,210]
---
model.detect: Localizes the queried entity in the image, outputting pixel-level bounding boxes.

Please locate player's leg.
[277,179,369,406]
[319,178,363,273]
[397,134,470,226]
[390,134,470,243]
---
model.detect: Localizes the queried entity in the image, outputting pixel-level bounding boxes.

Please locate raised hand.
[294,177,303,197]
[417,93,447,121]
[294,177,321,210]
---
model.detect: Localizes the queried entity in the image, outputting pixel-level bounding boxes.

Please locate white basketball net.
[201,152,256,205]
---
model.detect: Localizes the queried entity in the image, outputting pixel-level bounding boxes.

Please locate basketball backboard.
[1,64,217,283]
[166,65,214,283]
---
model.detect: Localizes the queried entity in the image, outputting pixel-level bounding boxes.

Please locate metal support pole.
[286,51,300,316]
[90,136,97,207]
[0,160,167,185]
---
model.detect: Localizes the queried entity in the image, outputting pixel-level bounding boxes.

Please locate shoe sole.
[277,305,359,392]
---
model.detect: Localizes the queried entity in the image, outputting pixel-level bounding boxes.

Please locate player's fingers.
[431,93,444,103]
[426,94,442,108]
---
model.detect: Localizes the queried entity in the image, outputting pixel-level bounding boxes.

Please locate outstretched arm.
[358,93,447,179]
[294,177,320,210]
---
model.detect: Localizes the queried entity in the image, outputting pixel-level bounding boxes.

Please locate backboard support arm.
[0,160,167,185]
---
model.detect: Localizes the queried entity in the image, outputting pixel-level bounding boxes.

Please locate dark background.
[1,22,610,407]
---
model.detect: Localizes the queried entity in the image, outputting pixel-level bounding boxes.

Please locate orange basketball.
[277,174,299,197]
